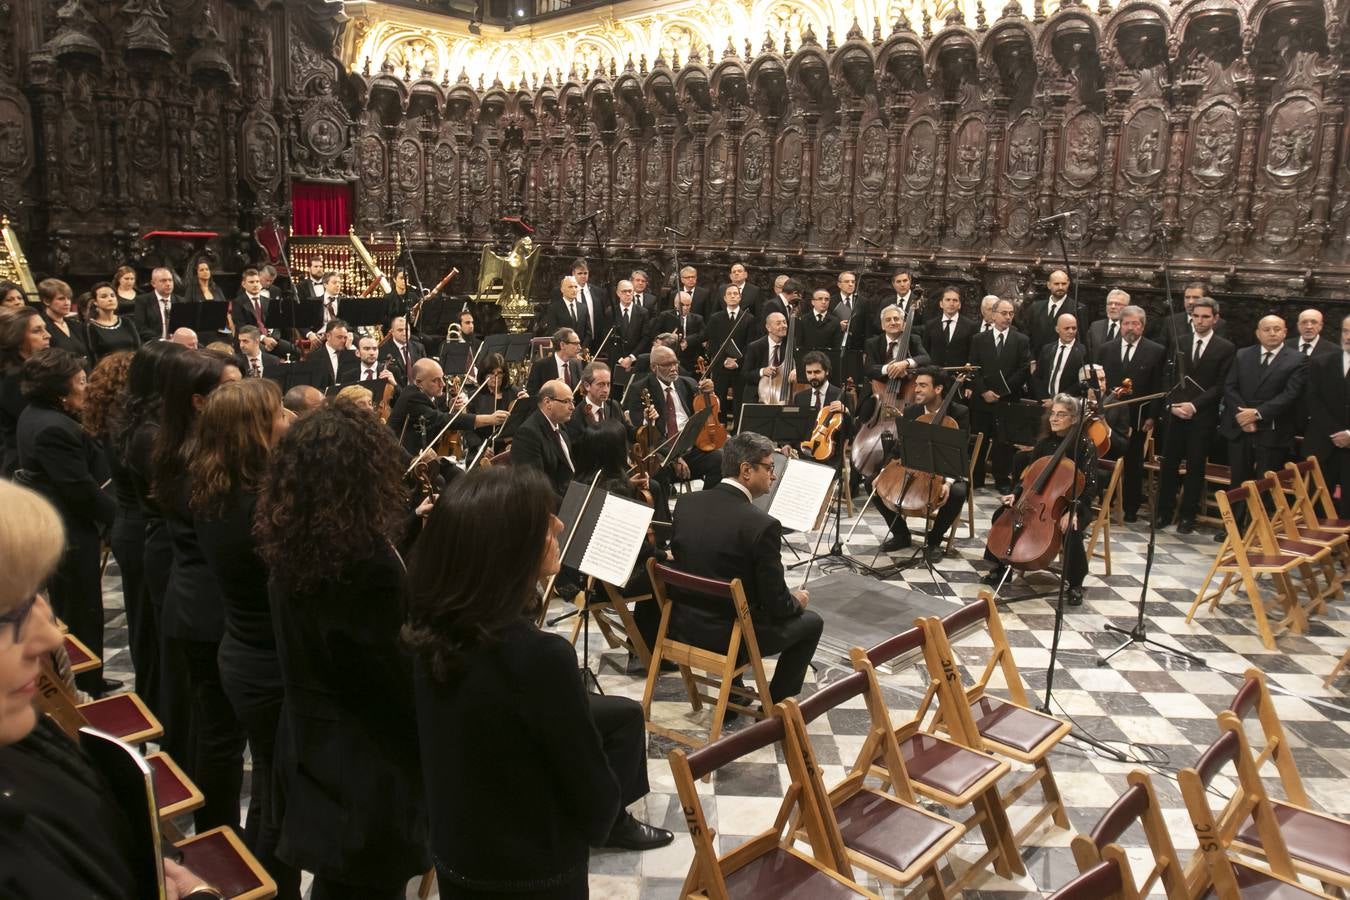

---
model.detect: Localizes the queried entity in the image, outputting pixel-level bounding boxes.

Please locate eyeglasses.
[562,339,581,346]
[0,594,40,644]
[748,461,777,475]
[545,395,576,406]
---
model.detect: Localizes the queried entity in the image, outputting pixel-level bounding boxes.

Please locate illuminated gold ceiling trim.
[343,0,1113,90]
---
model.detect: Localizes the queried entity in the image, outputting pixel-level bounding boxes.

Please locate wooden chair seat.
[1235,806,1350,884]
[79,693,163,745]
[722,847,869,899]
[174,827,276,900]
[898,731,1004,798]
[1071,771,1190,900]
[62,633,99,674]
[1198,862,1329,899]
[147,752,204,820]
[970,695,1066,757]
[832,790,955,875]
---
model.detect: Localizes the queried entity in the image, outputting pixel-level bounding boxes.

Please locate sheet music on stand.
[767,457,836,533]
[557,480,655,589]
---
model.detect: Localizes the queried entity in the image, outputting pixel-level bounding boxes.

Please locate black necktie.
[1108,322,1118,342]
[1124,342,1134,364]
[944,318,953,342]
[1302,342,1311,356]
[813,389,822,410]
[1194,339,1204,363]
[982,322,992,333]
[817,314,825,324]
[771,343,781,367]
[888,340,898,360]
[996,332,1004,353]
[1049,344,1066,394]
[623,306,630,324]
[363,368,373,381]
[1262,350,1272,368]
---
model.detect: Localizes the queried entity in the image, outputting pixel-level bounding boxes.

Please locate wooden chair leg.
[1325,646,1350,687]
[1039,758,1070,829]
[417,869,435,899]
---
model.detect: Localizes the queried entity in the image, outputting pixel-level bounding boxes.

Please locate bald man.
[169,327,198,349]
[1024,269,1077,353]
[283,384,324,418]
[1287,308,1337,358]
[386,358,505,455]
[512,378,577,502]
[1221,314,1309,510]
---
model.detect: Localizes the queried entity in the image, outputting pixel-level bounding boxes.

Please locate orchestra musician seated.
[981,393,1099,605]
[863,303,931,386]
[791,351,854,444]
[386,358,505,456]
[669,432,823,705]
[377,316,426,387]
[566,361,634,467]
[624,345,723,491]
[512,379,578,503]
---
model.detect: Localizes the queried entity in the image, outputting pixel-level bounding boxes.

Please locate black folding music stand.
[877,419,970,586]
[735,403,814,444]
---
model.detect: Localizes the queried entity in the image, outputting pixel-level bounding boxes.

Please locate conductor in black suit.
[669,431,823,702]
[1094,305,1164,521]
[1302,313,1350,516]
[968,298,1032,491]
[133,266,181,342]
[799,288,843,378]
[1023,269,1077,354]
[1155,298,1236,532]
[303,320,359,389]
[525,328,585,396]
[512,380,578,502]
[924,286,977,369]
[1031,314,1087,401]
[1222,315,1310,511]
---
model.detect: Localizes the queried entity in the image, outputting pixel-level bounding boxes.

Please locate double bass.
[756,311,802,405]
[850,299,924,479]
[984,428,1085,571]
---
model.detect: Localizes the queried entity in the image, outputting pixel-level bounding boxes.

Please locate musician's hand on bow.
[723,358,738,370]
[490,409,509,426]
[1142,418,1154,433]
[451,393,469,412]
[1334,430,1350,448]
[261,334,278,351]
[1041,398,1053,408]
[982,390,1000,403]
[516,390,529,400]
[415,496,436,517]
[1235,407,1260,427]
[761,364,779,378]
[697,377,715,393]
[674,457,691,480]
[628,471,650,491]
[827,400,844,413]
[793,589,810,608]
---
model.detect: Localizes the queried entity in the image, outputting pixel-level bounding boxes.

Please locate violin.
[630,389,664,478]
[850,299,924,479]
[691,357,729,452]
[984,427,1085,571]
[801,377,854,461]
[435,376,465,459]
[1084,376,1131,456]
[895,366,976,515]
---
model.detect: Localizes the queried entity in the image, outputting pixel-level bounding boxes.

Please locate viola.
[691,357,729,452]
[1085,376,1132,456]
[630,389,664,478]
[984,428,1085,571]
[801,377,855,462]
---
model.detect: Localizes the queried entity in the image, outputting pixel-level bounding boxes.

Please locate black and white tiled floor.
[96,491,1350,898]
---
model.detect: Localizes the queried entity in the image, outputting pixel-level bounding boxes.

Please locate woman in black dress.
[190,378,300,899]
[384,267,420,325]
[982,392,1100,605]
[36,277,89,365]
[404,466,671,900]
[84,281,142,363]
[464,352,525,457]
[113,264,139,314]
[255,401,430,900]
[152,348,245,832]
[0,306,50,475]
[16,348,115,693]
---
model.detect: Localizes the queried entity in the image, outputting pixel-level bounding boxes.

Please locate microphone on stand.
[382,218,413,228]
[663,225,689,237]
[573,212,601,226]
[859,235,881,248]
[1036,210,1081,225]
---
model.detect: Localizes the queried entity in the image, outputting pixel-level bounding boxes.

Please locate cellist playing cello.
[981,393,1099,606]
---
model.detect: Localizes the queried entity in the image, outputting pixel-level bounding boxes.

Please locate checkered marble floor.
[95,489,1350,899]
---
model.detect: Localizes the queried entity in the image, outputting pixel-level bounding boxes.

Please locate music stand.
[292,298,323,334]
[735,403,814,445]
[340,297,387,333]
[995,399,1043,449]
[418,296,458,340]
[877,419,970,587]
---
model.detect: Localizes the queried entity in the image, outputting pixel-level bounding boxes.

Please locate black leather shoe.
[881,533,912,553]
[923,544,945,565]
[97,678,124,695]
[1177,519,1195,535]
[1066,587,1084,607]
[981,568,1006,587]
[603,812,675,851]
[1213,529,1226,542]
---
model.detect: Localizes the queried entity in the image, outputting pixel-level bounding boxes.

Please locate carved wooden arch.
[875,30,929,93]
[582,77,617,134]
[828,29,877,98]
[1169,0,1248,41]
[708,55,749,108]
[406,79,444,121]
[365,72,411,113]
[674,56,713,114]
[1246,0,1334,38]
[611,70,648,129]
[927,25,982,90]
[784,38,833,109]
[1036,6,1105,60]
[557,79,587,126]
[1102,1,1173,50]
[642,60,680,118]
[444,76,480,124]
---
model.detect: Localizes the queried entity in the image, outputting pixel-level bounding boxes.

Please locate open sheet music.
[576,493,654,587]
[767,457,835,533]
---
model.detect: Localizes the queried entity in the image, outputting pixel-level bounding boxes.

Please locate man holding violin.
[386,358,507,455]
[792,351,853,463]
[625,345,724,491]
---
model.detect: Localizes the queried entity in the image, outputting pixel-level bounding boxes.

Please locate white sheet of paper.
[768,458,835,533]
[578,493,655,587]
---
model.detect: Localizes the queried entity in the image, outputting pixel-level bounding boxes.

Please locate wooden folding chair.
[174,826,278,900]
[852,630,1024,882]
[669,715,880,899]
[36,657,163,745]
[957,431,984,542]
[1085,456,1125,576]
[641,559,772,752]
[1187,484,1328,649]
[1327,647,1350,687]
[1288,458,1350,533]
[781,673,964,895]
[1261,472,1350,578]
[1048,859,1124,900]
[1070,770,1190,900]
[147,751,205,823]
[1226,671,1350,893]
[62,631,100,676]
[919,594,1072,846]
[565,576,655,672]
[1177,713,1334,899]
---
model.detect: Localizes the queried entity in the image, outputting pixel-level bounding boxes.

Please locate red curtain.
[291,182,353,236]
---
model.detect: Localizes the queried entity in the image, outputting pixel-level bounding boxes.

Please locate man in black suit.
[1302,313,1350,516]
[1155,282,1229,349]
[968,298,1032,491]
[870,367,969,558]
[236,326,283,380]
[741,312,794,408]
[386,358,506,455]
[759,278,802,324]
[1031,314,1087,401]
[833,270,868,384]
[301,256,326,298]
[654,291,704,371]
[1023,269,1076,355]
[702,284,761,416]
[231,269,297,360]
[1095,305,1165,522]
[1155,298,1236,532]
[526,328,585,396]
[379,316,426,387]
[884,268,925,331]
[512,380,578,503]
[1222,315,1310,519]
[862,303,931,387]
[719,261,762,318]
[631,268,659,315]
[1286,308,1338,359]
[924,285,977,368]
[677,266,715,322]
[668,431,823,703]
[604,279,650,385]
[791,351,854,448]
[302,319,359,389]
[133,266,180,342]
[565,361,634,452]
[799,288,843,379]
[1084,288,1128,354]
[571,259,610,353]
[544,275,592,348]
[624,345,723,490]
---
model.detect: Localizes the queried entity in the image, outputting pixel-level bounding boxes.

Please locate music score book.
[767,457,836,533]
[558,479,655,589]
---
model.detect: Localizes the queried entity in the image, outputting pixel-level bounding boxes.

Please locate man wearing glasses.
[526,328,585,396]
[625,345,724,491]
[513,379,579,502]
[668,432,823,703]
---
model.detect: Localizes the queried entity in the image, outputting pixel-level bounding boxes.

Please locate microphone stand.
[389,220,428,333]
[270,218,303,352]
[1099,224,1203,667]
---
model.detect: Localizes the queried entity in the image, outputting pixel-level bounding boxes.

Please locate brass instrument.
[445,323,463,343]
[476,236,541,332]
[0,217,38,301]
[288,226,397,297]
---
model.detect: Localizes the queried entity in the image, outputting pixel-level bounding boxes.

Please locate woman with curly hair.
[256,401,428,900]
[190,378,299,899]
[0,306,50,475]
[15,348,115,693]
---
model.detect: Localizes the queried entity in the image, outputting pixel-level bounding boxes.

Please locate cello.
[850,299,924,479]
[984,427,1085,572]
[892,366,977,514]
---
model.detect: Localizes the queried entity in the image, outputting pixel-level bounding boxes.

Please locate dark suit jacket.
[132,291,180,342]
[525,354,584,397]
[1085,317,1122,355]
[669,483,803,629]
[968,329,1032,403]
[1095,337,1165,431]
[924,315,978,368]
[606,303,651,363]
[654,310,705,367]
[270,546,429,884]
[882,293,926,331]
[41,312,89,364]
[862,332,931,383]
[1285,335,1339,358]
[834,292,873,351]
[564,398,633,471]
[719,282,762,317]
[511,409,575,501]
[1173,332,1235,422]
[792,383,855,450]
[1156,311,1228,348]
[236,351,284,381]
[685,285,714,321]
[1032,340,1089,400]
[14,403,114,535]
[230,291,273,331]
[1303,350,1350,464]
[303,346,359,389]
[703,310,761,367]
[378,339,427,387]
[741,335,796,400]
[624,373,701,451]
[798,311,842,356]
[386,387,472,454]
[543,298,594,345]
[1024,297,1079,354]
[1220,345,1309,444]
